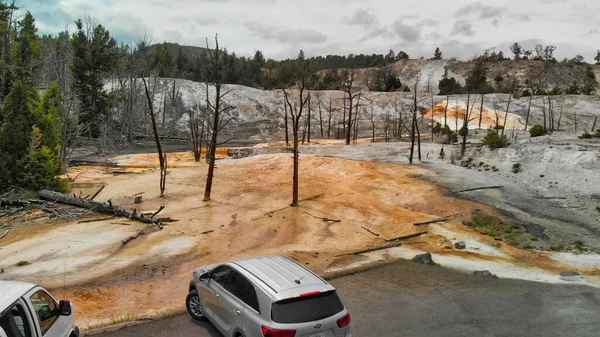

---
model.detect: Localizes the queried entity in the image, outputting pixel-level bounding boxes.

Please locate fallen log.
[361,226,380,237]
[414,218,448,226]
[335,241,403,257]
[454,186,504,193]
[69,159,118,167]
[39,190,163,228]
[201,230,214,235]
[90,185,105,201]
[385,231,428,242]
[0,230,8,241]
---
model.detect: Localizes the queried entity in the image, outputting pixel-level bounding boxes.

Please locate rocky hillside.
[109,77,600,145]
[359,59,600,96]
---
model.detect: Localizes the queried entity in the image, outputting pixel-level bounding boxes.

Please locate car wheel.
[186,290,206,321]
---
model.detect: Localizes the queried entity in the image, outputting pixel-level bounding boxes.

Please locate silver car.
[186,255,352,337]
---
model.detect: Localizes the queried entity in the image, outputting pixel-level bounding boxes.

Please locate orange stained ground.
[2,149,591,328]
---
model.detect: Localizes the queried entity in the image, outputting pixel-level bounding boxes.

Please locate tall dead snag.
[460,91,472,158]
[478,93,485,129]
[342,67,360,145]
[141,76,167,197]
[282,51,310,207]
[407,78,423,164]
[203,35,235,202]
[501,89,514,137]
[188,104,206,162]
[283,100,289,144]
[316,93,324,138]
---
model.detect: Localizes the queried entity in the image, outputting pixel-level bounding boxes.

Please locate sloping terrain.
[108,78,600,146]
[1,147,599,328]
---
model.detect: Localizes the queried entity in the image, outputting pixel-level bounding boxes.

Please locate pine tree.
[0,81,38,190]
[595,50,600,65]
[71,18,117,138]
[12,11,41,84]
[21,126,67,191]
[432,47,442,60]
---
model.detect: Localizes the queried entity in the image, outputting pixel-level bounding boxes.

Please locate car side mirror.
[59,300,72,316]
[199,272,211,281]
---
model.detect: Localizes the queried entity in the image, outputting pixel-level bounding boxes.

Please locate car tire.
[186,290,207,321]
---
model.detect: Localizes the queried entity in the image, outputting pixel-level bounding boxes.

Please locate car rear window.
[271,290,344,324]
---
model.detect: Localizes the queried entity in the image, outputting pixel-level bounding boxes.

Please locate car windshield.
[271,290,344,324]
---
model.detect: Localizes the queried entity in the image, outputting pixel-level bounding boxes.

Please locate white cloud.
[19,0,599,62]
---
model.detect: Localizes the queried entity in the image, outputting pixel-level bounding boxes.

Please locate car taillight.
[337,312,351,328]
[261,325,296,337]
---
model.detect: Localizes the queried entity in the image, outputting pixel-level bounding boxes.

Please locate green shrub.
[579,131,593,139]
[594,129,600,138]
[512,163,522,174]
[16,261,30,267]
[482,129,510,149]
[529,125,547,137]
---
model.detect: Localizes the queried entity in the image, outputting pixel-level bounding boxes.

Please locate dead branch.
[454,186,504,193]
[414,218,448,226]
[361,226,380,237]
[78,215,117,224]
[111,222,132,226]
[304,211,341,223]
[335,241,403,257]
[385,231,429,242]
[0,230,8,241]
[201,230,214,235]
[121,229,147,245]
[90,185,105,200]
[151,206,165,218]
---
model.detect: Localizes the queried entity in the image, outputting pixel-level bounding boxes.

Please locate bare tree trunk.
[478,93,484,129]
[317,95,324,138]
[307,93,312,143]
[142,76,166,197]
[557,100,564,131]
[461,92,471,158]
[524,94,533,130]
[327,97,333,139]
[592,116,598,133]
[541,96,547,131]
[283,100,289,145]
[431,93,434,142]
[501,92,512,137]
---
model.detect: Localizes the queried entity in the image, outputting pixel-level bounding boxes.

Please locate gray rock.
[559,271,583,282]
[472,270,497,278]
[455,241,467,249]
[413,253,433,265]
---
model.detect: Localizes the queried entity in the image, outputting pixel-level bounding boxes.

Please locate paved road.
[94,260,600,337]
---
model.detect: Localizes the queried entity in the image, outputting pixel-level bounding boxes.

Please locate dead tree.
[327,96,334,139]
[501,90,513,137]
[342,67,360,145]
[203,35,235,202]
[460,91,472,158]
[478,93,485,129]
[307,93,312,143]
[283,100,289,144]
[282,51,310,207]
[317,93,324,138]
[141,75,167,197]
[188,104,206,162]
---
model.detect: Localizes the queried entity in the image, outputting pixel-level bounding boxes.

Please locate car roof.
[231,255,332,299]
[0,281,35,311]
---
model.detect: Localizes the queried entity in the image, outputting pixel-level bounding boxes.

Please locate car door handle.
[234,309,241,315]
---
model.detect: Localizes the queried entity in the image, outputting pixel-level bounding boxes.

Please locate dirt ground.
[1,147,599,328]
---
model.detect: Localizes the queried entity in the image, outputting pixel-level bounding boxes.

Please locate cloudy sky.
[24,0,600,61]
